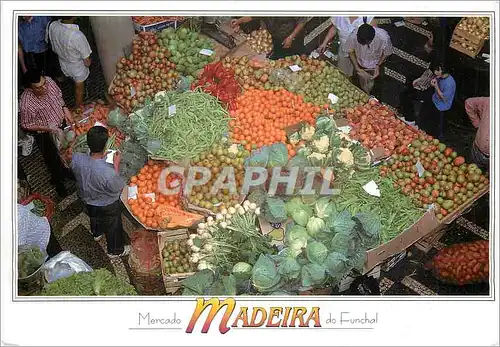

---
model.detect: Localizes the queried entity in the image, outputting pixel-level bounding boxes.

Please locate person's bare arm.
[370,18,377,27]
[83,56,91,67]
[283,21,306,48]
[18,41,27,74]
[349,50,362,72]
[230,16,253,32]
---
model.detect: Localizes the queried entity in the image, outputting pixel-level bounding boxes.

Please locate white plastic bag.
[43,251,93,283]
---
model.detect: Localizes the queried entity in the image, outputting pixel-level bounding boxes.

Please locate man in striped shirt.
[19,69,74,197]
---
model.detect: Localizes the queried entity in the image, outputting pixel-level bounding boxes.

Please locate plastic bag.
[269,68,304,93]
[43,251,93,283]
[18,245,48,279]
[176,76,193,92]
[146,139,162,154]
[425,240,489,285]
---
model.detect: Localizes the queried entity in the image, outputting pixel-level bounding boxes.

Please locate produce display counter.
[86,22,490,296]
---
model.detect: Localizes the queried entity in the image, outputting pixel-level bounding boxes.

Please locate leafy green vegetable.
[267,143,289,168]
[264,197,287,223]
[315,116,334,136]
[306,241,328,264]
[324,252,349,279]
[41,269,137,296]
[285,225,308,245]
[327,210,356,234]
[18,246,45,279]
[292,208,312,226]
[301,263,326,288]
[252,254,281,292]
[232,262,253,280]
[306,217,325,237]
[314,197,334,219]
[277,257,302,280]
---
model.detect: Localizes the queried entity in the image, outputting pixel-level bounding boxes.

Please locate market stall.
[31,19,489,297]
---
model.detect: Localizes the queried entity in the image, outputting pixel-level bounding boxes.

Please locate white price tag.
[427,203,435,212]
[289,65,302,72]
[416,160,425,177]
[128,185,138,200]
[309,51,320,59]
[94,121,107,128]
[394,21,405,27]
[199,49,214,56]
[106,150,116,164]
[130,86,136,97]
[168,104,177,116]
[482,53,490,58]
[363,180,381,197]
[145,193,156,202]
[323,50,334,58]
[25,201,35,211]
[485,58,490,63]
[328,93,339,104]
[338,125,351,134]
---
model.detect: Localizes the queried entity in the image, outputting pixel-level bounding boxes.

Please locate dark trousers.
[471,143,489,173]
[400,87,433,122]
[46,228,63,258]
[87,200,125,255]
[25,51,47,74]
[418,98,444,140]
[31,131,70,190]
[269,36,305,60]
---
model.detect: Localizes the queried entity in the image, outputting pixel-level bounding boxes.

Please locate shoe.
[94,234,104,242]
[108,245,131,259]
[21,135,34,156]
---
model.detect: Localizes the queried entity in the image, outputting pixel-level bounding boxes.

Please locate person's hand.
[282,36,293,49]
[430,78,437,87]
[357,69,370,79]
[63,107,75,125]
[318,43,327,53]
[21,65,28,74]
[373,65,380,79]
[47,124,60,133]
[230,19,241,32]
[412,79,419,87]
[113,151,121,166]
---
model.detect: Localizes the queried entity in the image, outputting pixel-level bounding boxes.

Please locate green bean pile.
[333,168,425,243]
[148,89,231,161]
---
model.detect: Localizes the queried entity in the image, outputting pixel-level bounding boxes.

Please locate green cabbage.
[278,257,302,280]
[232,262,253,280]
[252,254,281,292]
[306,217,325,237]
[301,263,327,288]
[267,143,289,168]
[306,241,329,264]
[314,197,334,219]
[292,208,312,226]
[264,197,287,223]
[285,225,308,245]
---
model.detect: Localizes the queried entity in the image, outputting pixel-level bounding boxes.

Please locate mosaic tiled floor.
[17,17,490,296]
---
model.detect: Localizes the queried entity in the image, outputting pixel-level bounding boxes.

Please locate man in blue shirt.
[418,62,456,140]
[18,16,51,74]
[71,126,130,258]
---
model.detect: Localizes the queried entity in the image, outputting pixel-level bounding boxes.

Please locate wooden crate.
[157,230,196,295]
[450,40,483,58]
[450,19,486,58]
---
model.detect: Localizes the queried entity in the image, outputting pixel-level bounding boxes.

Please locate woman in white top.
[318,16,377,77]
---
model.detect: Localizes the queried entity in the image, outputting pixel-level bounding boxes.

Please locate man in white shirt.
[345,23,393,94]
[46,17,92,109]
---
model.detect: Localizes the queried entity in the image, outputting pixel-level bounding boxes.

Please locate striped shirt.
[19,76,65,130]
[345,27,393,69]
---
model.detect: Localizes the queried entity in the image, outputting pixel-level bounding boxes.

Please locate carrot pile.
[132,16,184,26]
[229,88,323,157]
[127,160,184,229]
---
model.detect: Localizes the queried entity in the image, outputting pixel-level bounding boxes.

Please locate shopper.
[418,62,456,140]
[465,97,490,172]
[318,16,377,77]
[231,17,307,59]
[18,16,51,75]
[399,68,435,127]
[71,126,130,258]
[18,203,63,258]
[345,20,392,95]
[46,16,92,109]
[19,69,74,197]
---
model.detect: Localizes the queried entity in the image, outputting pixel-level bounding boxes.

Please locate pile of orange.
[127,160,184,229]
[229,88,324,158]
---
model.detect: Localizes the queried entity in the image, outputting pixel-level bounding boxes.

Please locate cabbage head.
[306,241,329,264]
[286,225,308,245]
[292,208,312,226]
[232,262,253,280]
[252,254,281,292]
[306,217,325,237]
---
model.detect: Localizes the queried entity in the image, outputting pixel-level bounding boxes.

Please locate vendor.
[231,17,307,59]
[19,68,74,197]
[465,97,490,172]
[418,62,456,140]
[318,16,377,78]
[345,20,392,95]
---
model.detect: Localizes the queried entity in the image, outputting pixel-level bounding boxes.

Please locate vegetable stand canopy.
[43,22,489,296]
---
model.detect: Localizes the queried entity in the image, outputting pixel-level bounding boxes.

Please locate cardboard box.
[157,230,195,294]
[381,251,407,272]
[439,186,489,225]
[363,209,440,273]
[120,186,204,233]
